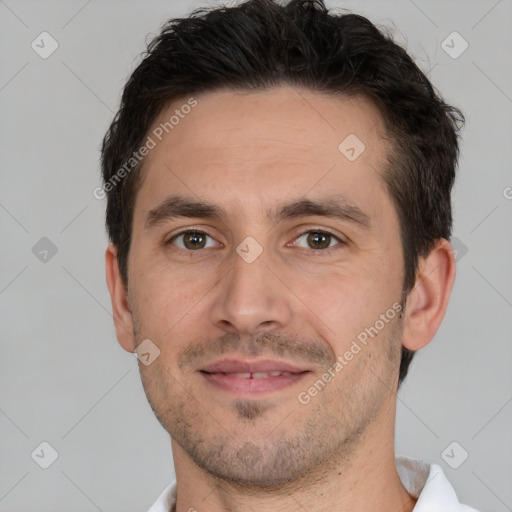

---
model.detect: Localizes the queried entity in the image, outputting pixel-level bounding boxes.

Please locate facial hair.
[134,314,403,491]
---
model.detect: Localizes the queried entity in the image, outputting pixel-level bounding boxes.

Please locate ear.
[105,243,136,353]
[401,238,456,351]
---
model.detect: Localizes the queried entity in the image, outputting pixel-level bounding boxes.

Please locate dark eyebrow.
[145,194,371,231]
[268,195,371,229]
[145,195,227,230]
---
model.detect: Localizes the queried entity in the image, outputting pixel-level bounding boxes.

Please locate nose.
[208,244,293,336]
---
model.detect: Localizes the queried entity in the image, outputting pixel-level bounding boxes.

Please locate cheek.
[129,257,230,366]
[128,267,201,357]
[132,253,216,315]
[295,264,401,351]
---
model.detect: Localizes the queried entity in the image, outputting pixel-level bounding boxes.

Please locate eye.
[291,230,344,252]
[166,228,344,253]
[167,230,218,251]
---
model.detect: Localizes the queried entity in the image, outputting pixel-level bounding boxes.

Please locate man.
[101,0,478,510]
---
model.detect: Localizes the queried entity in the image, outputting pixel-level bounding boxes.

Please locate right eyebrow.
[145,195,227,230]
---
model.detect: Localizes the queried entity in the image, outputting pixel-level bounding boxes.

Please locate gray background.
[1,0,511,510]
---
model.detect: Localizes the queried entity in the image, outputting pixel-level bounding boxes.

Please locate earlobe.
[401,238,456,351]
[105,243,136,353]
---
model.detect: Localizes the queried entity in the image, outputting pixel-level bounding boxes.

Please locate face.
[124,86,406,486]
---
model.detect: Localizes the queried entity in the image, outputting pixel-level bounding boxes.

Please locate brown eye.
[306,232,332,249]
[169,231,216,250]
[293,230,342,251]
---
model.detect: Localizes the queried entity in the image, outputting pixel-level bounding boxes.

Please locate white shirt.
[147,456,479,512]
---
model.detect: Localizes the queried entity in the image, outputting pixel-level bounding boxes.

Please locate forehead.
[135,86,392,223]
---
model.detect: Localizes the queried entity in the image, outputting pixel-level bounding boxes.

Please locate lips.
[219,371,295,379]
[199,358,310,395]
[201,358,307,374]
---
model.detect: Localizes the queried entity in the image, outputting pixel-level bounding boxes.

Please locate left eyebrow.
[267,195,372,230]
[144,194,372,231]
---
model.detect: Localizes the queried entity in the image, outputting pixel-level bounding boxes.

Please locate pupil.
[184,232,205,250]
[308,232,329,249]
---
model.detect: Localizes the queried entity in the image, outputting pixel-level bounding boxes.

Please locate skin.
[105,86,456,512]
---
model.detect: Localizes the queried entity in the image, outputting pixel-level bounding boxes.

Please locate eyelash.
[166,228,346,255]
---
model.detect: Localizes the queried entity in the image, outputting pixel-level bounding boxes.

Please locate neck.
[170,396,416,512]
